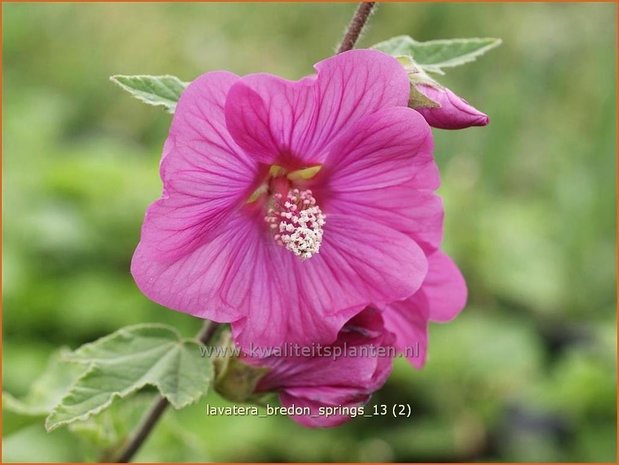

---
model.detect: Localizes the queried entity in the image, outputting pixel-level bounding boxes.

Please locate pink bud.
[415,84,489,130]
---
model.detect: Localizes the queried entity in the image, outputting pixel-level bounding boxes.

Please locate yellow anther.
[269,165,286,177]
[287,165,322,181]
[247,183,268,204]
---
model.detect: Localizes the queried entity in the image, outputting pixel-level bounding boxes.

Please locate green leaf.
[110,75,187,112]
[45,324,213,432]
[372,35,501,74]
[67,392,158,460]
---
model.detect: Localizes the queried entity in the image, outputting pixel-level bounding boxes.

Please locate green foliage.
[66,393,159,461]
[45,324,213,431]
[372,35,501,74]
[110,75,186,113]
[2,349,163,461]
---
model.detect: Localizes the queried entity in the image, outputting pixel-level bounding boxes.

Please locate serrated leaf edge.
[45,324,208,431]
[109,74,187,112]
[416,37,502,72]
[64,323,182,365]
[371,36,502,74]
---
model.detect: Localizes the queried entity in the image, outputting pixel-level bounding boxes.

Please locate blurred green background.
[2,2,616,462]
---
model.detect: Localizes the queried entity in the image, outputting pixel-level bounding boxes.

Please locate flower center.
[264,188,326,261]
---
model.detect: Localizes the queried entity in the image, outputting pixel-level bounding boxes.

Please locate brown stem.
[113,320,219,463]
[337,2,377,54]
[115,395,169,463]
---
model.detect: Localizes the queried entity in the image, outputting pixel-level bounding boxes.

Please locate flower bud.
[414,84,489,130]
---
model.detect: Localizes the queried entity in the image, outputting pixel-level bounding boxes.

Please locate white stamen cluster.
[265,188,326,260]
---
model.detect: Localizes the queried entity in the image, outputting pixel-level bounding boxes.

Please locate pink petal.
[224,49,410,165]
[381,296,429,369]
[137,72,261,263]
[279,391,368,428]
[410,161,441,191]
[134,202,427,349]
[328,186,443,253]
[253,309,389,391]
[424,250,468,322]
[309,49,410,154]
[224,74,316,165]
[321,107,434,193]
[243,308,394,428]
[232,211,428,350]
[283,386,369,408]
[380,251,467,368]
[256,354,379,391]
[415,84,489,130]
[316,106,441,250]
[132,210,256,323]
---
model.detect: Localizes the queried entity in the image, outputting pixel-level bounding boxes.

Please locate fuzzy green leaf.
[110,75,187,112]
[45,324,212,432]
[372,35,501,74]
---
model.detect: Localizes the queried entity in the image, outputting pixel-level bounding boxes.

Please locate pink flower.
[380,250,467,368]
[415,84,489,130]
[245,308,395,427]
[131,50,444,351]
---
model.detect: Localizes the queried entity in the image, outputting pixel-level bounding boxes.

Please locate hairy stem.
[337,2,377,53]
[113,320,220,463]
